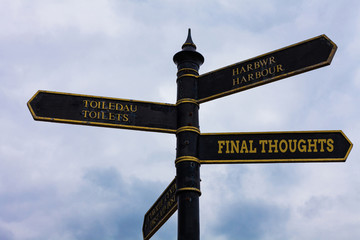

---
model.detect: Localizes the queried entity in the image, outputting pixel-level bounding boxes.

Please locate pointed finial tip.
[182,28,197,50]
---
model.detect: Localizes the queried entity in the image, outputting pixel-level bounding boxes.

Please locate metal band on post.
[175,156,201,165]
[176,98,199,107]
[177,68,199,75]
[176,126,200,135]
[177,187,202,196]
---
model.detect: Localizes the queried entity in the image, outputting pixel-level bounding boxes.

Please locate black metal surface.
[174,29,204,240]
[198,35,337,103]
[28,90,177,133]
[199,131,352,163]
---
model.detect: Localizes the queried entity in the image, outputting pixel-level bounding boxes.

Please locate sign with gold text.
[28,90,177,133]
[197,35,337,103]
[199,131,352,163]
[143,178,177,240]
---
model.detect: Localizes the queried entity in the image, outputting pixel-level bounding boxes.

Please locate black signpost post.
[28,30,352,240]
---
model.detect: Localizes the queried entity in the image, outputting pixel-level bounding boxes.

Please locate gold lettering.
[288,139,297,153]
[277,64,284,72]
[247,64,253,71]
[225,140,230,154]
[240,140,249,153]
[259,58,269,67]
[123,105,130,112]
[83,100,89,107]
[116,103,123,111]
[268,140,279,153]
[218,141,226,154]
[298,139,307,152]
[307,139,318,152]
[101,101,106,109]
[259,140,267,153]
[123,114,129,122]
[249,140,256,153]
[327,139,334,152]
[261,68,269,77]
[89,111,97,119]
[116,113,122,121]
[82,110,89,118]
[109,102,115,110]
[90,101,98,109]
[269,56,276,64]
[279,139,288,153]
[109,112,115,121]
[233,78,240,86]
[231,140,240,154]
[233,68,239,76]
[268,66,276,74]
[318,139,326,152]
[240,66,246,74]
[101,111,107,120]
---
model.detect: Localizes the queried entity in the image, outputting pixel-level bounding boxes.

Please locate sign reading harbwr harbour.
[197,35,336,103]
[28,30,352,240]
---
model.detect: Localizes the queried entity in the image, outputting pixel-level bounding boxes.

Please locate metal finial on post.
[174,29,204,67]
[182,28,197,50]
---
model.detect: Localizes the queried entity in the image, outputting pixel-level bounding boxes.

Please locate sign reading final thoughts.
[199,131,352,163]
[28,90,177,133]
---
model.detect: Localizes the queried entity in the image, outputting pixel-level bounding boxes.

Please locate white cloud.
[1,0,126,37]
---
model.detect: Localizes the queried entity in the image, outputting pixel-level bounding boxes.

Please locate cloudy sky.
[1,0,360,239]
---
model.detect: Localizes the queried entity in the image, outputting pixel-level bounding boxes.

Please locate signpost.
[28,30,352,240]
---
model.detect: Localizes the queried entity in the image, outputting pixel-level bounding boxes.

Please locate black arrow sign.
[199,131,352,164]
[28,90,177,133]
[143,178,177,240]
[197,35,337,103]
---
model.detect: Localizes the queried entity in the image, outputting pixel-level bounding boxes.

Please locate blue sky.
[1,0,360,239]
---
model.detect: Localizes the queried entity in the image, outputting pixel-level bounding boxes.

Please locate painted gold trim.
[182,42,197,48]
[177,68,199,75]
[177,187,201,196]
[200,158,349,164]
[176,98,199,106]
[176,126,200,135]
[175,156,200,165]
[177,74,199,79]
